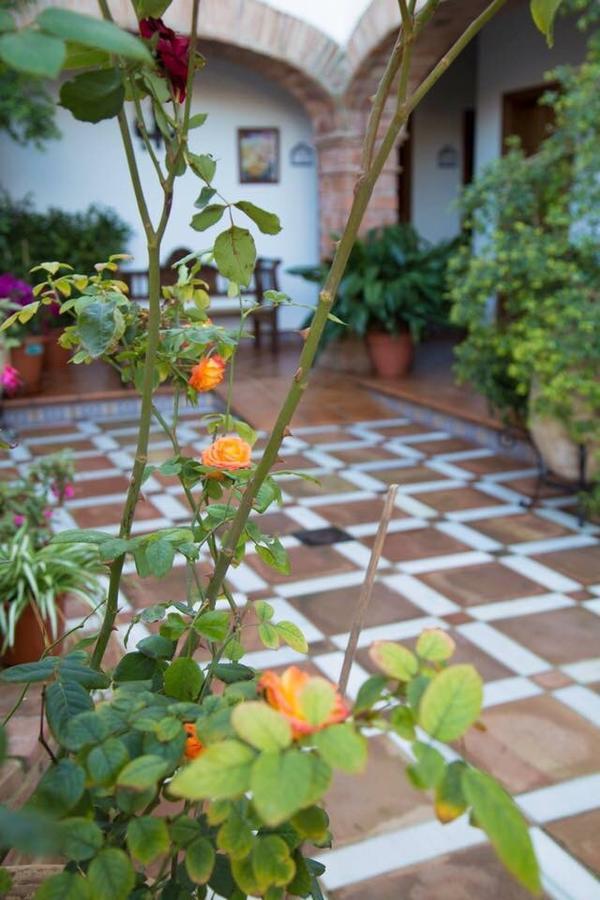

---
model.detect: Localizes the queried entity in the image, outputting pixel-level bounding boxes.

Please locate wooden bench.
[121,248,281,353]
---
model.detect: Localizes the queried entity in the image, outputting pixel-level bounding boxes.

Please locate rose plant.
[0,0,566,896]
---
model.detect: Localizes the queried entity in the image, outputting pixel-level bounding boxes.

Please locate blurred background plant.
[0,450,74,546]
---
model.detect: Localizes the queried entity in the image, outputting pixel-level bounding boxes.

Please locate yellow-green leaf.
[369,641,418,681]
[419,664,482,742]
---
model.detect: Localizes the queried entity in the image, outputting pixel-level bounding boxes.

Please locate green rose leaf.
[185,836,216,885]
[251,749,313,826]
[189,152,217,183]
[87,849,135,900]
[63,711,108,752]
[76,298,120,353]
[406,741,446,789]
[113,651,158,683]
[116,754,169,791]
[86,737,129,786]
[354,675,387,713]
[298,678,336,727]
[164,657,204,701]
[194,610,230,641]
[312,724,367,774]
[126,816,169,864]
[137,633,175,660]
[45,680,93,743]
[58,817,104,861]
[195,186,217,209]
[144,538,175,578]
[28,760,84,816]
[191,204,226,232]
[530,0,563,47]
[38,8,152,63]
[389,705,416,740]
[435,760,468,824]
[231,701,292,751]
[33,872,90,899]
[369,641,418,681]
[214,226,256,288]
[462,768,541,893]
[415,628,456,662]
[217,806,254,860]
[418,664,483,742]
[275,621,308,654]
[0,30,65,78]
[252,835,295,890]
[0,11,15,33]
[234,201,282,235]
[0,658,57,684]
[170,740,255,800]
[258,621,280,649]
[290,806,330,843]
[60,69,124,124]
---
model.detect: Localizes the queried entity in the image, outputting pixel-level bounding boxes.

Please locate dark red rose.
[139,17,190,102]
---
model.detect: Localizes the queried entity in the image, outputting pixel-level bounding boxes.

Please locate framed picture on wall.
[238,128,280,183]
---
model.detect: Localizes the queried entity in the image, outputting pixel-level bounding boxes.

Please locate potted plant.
[449,36,600,511]
[291,224,457,378]
[0,273,45,393]
[0,451,76,547]
[0,528,104,666]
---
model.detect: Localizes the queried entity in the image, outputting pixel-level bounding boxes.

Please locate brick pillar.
[315,105,400,259]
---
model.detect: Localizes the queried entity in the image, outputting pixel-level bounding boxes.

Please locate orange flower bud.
[189,355,226,392]
[259,666,349,739]
[184,723,204,760]
[201,435,252,471]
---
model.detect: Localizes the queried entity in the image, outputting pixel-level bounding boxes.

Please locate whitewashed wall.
[411,43,476,244]
[475,2,587,173]
[0,56,319,331]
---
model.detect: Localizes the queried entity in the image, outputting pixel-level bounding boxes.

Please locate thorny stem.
[91,0,507,668]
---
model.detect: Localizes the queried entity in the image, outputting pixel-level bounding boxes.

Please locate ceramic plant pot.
[10,336,45,395]
[44,328,71,371]
[1,596,65,667]
[366,329,414,378]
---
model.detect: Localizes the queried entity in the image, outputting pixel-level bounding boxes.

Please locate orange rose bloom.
[202,435,252,471]
[189,355,225,392]
[259,666,349,739]
[184,723,204,760]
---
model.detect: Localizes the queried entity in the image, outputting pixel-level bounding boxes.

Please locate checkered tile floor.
[4,413,600,898]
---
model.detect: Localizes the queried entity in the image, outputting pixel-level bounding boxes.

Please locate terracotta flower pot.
[10,336,45,395]
[44,328,71,371]
[1,596,65,667]
[366,330,414,378]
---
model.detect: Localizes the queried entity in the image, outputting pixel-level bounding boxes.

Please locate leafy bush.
[291,224,459,346]
[0,193,132,282]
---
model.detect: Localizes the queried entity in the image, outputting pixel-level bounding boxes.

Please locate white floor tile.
[333,616,445,650]
[436,521,502,552]
[518,774,600,823]
[553,685,600,728]
[469,593,574,622]
[457,622,550,676]
[500,555,581,592]
[483,676,542,708]
[399,550,493,575]
[508,534,598,557]
[532,828,600,900]
[381,573,459,615]
[561,658,600,684]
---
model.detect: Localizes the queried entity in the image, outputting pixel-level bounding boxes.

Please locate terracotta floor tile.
[502,476,565,498]
[409,437,478,455]
[416,486,497,512]
[365,527,468,563]
[72,454,117,472]
[315,497,401,527]
[457,455,528,476]
[496,607,600,665]
[330,844,551,900]
[28,438,98,456]
[289,582,421,635]
[546,809,600,873]
[253,511,304,537]
[439,633,513,681]
[122,561,216,609]
[462,694,600,792]
[473,512,570,544]
[18,423,83,439]
[281,473,363,499]
[71,497,162,528]
[420,562,547,607]
[324,736,431,845]
[303,428,353,445]
[246,544,357,585]
[373,423,433,437]
[0,467,19,482]
[330,446,401,465]
[72,474,131,500]
[369,465,449,486]
[532,670,575,690]
[269,453,316,471]
[532,545,600,585]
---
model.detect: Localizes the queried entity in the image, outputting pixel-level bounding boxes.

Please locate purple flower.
[13,514,25,526]
[0,274,34,307]
[63,483,75,500]
[1,364,22,395]
[43,508,53,520]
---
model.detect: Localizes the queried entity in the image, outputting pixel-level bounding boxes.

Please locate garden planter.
[366,330,414,378]
[44,328,71,371]
[10,337,45,395]
[1,596,65,667]
[529,383,599,483]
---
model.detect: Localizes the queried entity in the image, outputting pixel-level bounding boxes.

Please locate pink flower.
[13,514,25,526]
[139,17,190,102]
[43,508,53,520]
[1,365,22,396]
[63,483,75,500]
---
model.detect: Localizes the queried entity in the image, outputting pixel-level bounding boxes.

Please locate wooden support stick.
[338,484,398,695]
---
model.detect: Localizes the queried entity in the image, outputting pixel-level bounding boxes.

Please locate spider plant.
[0,527,105,651]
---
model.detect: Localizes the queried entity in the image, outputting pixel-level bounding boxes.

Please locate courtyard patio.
[2,363,598,898]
